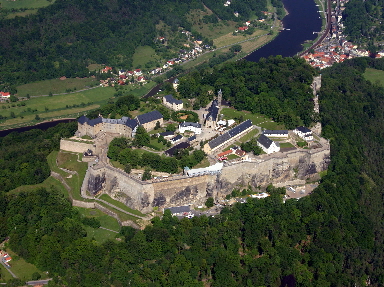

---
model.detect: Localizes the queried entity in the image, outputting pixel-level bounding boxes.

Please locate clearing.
[132,46,161,69]
[0,0,53,9]
[16,77,98,97]
[363,68,384,87]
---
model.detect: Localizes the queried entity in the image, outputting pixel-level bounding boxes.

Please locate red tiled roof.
[217,150,233,157]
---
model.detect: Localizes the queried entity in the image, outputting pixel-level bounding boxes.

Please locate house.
[263,129,289,138]
[204,120,253,154]
[184,162,223,176]
[164,205,192,217]
[167,60,175,66]
[137,76,146,82]
[165,142,190,156]
[158,131,174,139]
[118,69,126,76]
[188,135,197,142]
[134,69,142,76]
[0,92,10,99]
[163,94,183,111]
[170,134,183,144]
[173,78,179,90]
[136,110,163,131]
[205,99,220,128]
[77,116,138,138]
[217,149,233,158]
[179,122,202,134]
[127,71,134,76]
[294,126,313,141]
[101,66,113,73]
[257,134,280,154]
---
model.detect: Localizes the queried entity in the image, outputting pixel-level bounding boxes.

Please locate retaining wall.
[60,139,94,154]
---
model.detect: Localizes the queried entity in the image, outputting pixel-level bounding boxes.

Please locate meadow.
[16,77,98,97]
[363,68,384,87]
[0,0,53,9]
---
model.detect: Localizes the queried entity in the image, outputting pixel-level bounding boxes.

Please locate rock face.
[86,146,330,212]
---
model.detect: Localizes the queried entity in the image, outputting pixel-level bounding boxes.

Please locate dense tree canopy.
[2,58,384,286]
[178,56,317,129]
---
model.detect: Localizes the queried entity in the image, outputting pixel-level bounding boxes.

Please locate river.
[0,0,322,137]
[246,0,323,62]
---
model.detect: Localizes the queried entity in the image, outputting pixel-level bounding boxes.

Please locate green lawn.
[99,194,146,217]
[74,207,121,244]
[279,142,295,148]
[221,108,284,130]
[5,249,47,281]
[0,263,14,282]
[16,78,98,97]
[6,9,38,18]
[227,154,239,160]
[97,202,140,222]
[239,128,259,143]
[132,46,159,69]
[0,0,54,9]
[0,87,115,128]
[147,138,167,150]
[10,176,69,198]
[193,158,210,168]
[363,68,384,87]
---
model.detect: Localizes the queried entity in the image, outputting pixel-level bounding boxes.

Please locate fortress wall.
[87,147,330,211]
[60,139,94,154]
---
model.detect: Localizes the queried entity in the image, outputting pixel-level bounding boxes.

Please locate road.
[298,0,331,56]
[26,279,52,285]
[0,261,17,278]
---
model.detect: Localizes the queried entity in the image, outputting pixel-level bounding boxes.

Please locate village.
[301,0,384,68]
[62,74,328,220]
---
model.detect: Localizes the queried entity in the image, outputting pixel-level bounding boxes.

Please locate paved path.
[26,279,52,285]
[99,227,119,233]
[0,261,17,278]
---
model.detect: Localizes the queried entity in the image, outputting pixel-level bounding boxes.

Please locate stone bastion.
[86,145,330,213]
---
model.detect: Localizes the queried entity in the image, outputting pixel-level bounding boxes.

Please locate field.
[363,68,384,87]
[221,108,285,130]
[0,263,14,282]
[0,87,115,129]
[3,249,47,281]
[16,77,98,97]
[132,46,160,69]
[213,29,266,49]
[0,0,53,9]
[279,142,295,148]
[10,176,69,198]
[74,207,121,244]
[99,194,146,217]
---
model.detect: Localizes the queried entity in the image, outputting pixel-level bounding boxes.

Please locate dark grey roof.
[206,100,219,122]
[164,94,183,105]
[125,119,138,129]
[78,115,88,125]
[296,126,312,134]
[171,135,182,142]
[257,134,273,149]
[208,120,252,149]
[88,117,103,126]
[179,122,201,128]
[188,135,196,142]
[165,142,190,156]
[159,131,174,137]
[165,205,190,214]
[263,130,288,135]
[136,110,163,125]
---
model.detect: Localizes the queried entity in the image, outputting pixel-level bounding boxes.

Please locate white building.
[185,162,223,177]
[257,134,280,154]
[179,122,202,134]
[294,126,313,141]
[163,94,183,111]
[263,129,288,138]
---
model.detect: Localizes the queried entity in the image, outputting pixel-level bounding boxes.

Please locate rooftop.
[257,134,274,149]
[208,120,252,149]
[164,94,183,105]
[136,110,163,125]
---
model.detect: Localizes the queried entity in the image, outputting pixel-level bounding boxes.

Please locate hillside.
[0,0,270,92]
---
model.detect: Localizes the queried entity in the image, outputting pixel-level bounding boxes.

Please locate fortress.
[80,141,330,213]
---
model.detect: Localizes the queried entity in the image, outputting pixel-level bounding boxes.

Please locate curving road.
[298,0,331,56]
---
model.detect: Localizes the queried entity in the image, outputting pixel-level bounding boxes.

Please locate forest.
[0,57,384,286]
[177,56,317,129]
[343,0,384,49]
[0,0,269,93]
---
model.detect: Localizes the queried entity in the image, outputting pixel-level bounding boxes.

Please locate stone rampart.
[60,139,94,154]
[86,146,330,211]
